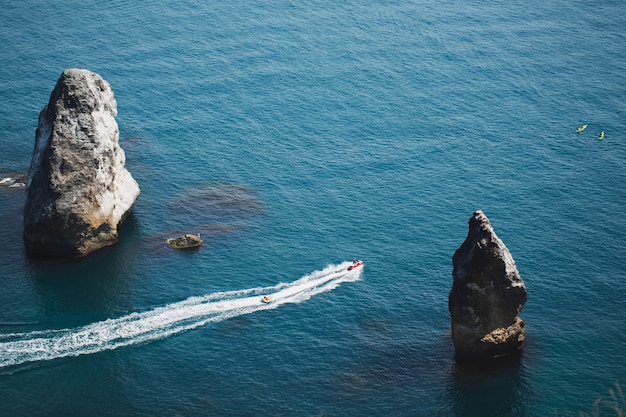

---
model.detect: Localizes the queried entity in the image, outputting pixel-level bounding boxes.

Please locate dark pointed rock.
[449,210,527,361]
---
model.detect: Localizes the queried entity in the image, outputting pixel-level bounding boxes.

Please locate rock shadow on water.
[329,317,530,416]
[0,196,26,263]
[445,351,531,417]
[26,213,142,323]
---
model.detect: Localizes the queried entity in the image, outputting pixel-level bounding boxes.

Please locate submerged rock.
[169,183,264,219]
[449,211,527,361]
[23,68,140,258]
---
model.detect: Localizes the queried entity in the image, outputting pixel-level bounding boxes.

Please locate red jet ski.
[348,259,363,270]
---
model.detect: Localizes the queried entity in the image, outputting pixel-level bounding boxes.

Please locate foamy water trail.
[0,262,362,369]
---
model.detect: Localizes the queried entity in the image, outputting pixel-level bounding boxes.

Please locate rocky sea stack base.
[449,210,527,362]
[23,68,140,258]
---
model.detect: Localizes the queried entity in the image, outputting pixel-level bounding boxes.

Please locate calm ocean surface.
[1,1,625,416]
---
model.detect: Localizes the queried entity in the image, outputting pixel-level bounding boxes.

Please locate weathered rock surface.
[166,233,203,249]
[449,210,527,361]
[23,68,140,258]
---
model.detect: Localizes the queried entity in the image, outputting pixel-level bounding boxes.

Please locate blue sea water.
[1,0,625,416]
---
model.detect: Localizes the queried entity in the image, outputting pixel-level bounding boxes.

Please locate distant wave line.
[0,262,361,369]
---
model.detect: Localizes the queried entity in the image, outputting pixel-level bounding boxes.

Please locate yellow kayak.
[576,124,587,133]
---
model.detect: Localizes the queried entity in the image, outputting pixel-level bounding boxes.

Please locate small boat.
[598,131,605,140]
[166,233,203,249]
[348,259,363,271]
[576,124,587,133]
[261,296,272,303]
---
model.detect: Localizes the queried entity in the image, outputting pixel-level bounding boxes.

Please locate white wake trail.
[0,262,362,369]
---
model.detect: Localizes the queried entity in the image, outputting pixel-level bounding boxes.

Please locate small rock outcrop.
[0,173,27,189]
[166,233,203,249]
[23,68,140,258]
[449,211,527,361]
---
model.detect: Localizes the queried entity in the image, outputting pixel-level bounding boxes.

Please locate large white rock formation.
[23,68,140,258]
